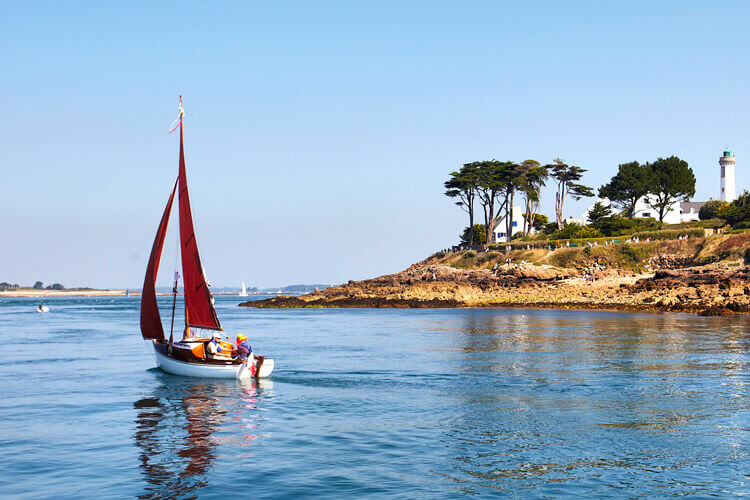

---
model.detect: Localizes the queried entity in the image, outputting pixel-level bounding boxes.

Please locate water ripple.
[1,298,748,497]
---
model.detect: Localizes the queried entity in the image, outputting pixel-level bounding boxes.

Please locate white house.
[581,148,738,225]
[679,202,704,222]
[582,196,705,225]
[492,205,531,242]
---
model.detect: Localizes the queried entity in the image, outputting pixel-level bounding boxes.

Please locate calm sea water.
[1,296,748,498]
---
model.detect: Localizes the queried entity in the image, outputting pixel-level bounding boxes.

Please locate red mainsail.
[177,122,222,331]
[140,180,178,341]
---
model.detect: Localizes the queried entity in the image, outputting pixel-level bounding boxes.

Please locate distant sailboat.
[239,281,248,297]
[139,97,274,379]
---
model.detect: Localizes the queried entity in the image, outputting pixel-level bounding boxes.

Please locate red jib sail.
[140,180,178,341]
[177,121,222,331]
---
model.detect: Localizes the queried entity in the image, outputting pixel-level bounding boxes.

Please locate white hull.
[36,306,49,313]
[153,346,274,379]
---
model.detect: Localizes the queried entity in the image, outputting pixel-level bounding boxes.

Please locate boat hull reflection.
[133,379,271,498]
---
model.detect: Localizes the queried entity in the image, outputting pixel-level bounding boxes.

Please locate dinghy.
[139,97,274,379]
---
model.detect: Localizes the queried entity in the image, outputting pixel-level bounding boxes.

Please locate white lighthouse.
[720,148,736,202]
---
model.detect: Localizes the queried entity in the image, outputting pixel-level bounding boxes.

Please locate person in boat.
[206,332,228,359]
[234,333,253,361]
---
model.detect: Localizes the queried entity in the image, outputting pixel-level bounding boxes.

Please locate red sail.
[178,122,222,331]
[140,180,178,341]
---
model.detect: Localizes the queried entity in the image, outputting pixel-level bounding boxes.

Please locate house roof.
[680,201,707,212]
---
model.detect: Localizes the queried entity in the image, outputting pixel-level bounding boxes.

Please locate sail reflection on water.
[133,380,271,498]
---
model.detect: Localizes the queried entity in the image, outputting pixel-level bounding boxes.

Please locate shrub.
[476,252,498,265]
[631,228,703,240]
[463,251,476,259]
[548,223,603,240]
[699,200,728,220]
[591,216,659,237]
[717,191,750,226]
[484,226,702,253]
[547,248,581,268]
[460,224,486,245]
[586,201,613,223]
[541,222,559,235]
[700,255,719,265]
[694,218,726,229]
[619,245,649,267]
[532,214,549,231]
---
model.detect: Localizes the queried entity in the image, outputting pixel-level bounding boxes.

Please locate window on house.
[512,221,517,227]
[497,233,503,239]
[642,212,650,217]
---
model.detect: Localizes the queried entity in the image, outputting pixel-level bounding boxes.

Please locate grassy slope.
[428,233,750,274]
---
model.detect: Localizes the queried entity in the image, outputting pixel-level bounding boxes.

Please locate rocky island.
[241,232,750,316]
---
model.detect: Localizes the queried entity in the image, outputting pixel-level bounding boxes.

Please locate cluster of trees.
[460,224,486,245]
[579,201,661,236]
[700,192,750,228]
[445,159,593,244]
[598,156,696,222]
[32,281,64,290]
[699,200,727,220]
[446,154,703,245]
[0,281,65,291]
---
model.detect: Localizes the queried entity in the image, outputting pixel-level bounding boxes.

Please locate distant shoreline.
[0,290,289,298]
[0,289,126,297]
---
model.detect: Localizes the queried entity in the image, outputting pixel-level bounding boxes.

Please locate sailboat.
[139,97,274,379]
[239,281,248,297]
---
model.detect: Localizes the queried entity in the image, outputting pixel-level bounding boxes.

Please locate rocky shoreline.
[240,234,750,316]
[240,262,750,316]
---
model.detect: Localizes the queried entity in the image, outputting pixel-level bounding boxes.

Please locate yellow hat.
[237,333,247,341]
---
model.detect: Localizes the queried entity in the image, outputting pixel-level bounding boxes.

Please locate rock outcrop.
[241,262,750,316]
[241,235,750,315]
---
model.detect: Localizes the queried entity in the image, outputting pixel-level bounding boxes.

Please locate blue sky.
[2,1,749,288]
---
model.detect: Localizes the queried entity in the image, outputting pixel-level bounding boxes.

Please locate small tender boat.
[36,304,49,313]
[239,281,248,297]
[139,97,273,379]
